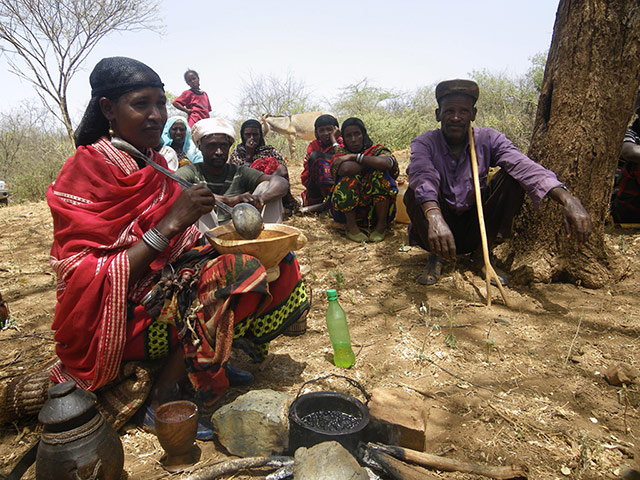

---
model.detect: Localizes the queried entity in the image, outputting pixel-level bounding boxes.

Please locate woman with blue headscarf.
[160,116,202,170]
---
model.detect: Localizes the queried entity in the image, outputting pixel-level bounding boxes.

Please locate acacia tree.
[0,0,162,145]
[504,0,640,288]
[237,72,317,119]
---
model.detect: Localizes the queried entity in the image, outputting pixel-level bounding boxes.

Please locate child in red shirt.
[172,69,212,127]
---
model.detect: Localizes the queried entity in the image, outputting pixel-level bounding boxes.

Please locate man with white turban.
[178,117,288,231]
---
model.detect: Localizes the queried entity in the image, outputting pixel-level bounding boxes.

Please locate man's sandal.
[478,264,510,286]
[417,254,445,285]
[469,257,510,286]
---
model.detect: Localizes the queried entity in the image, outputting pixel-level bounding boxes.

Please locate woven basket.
[0,358,56,423]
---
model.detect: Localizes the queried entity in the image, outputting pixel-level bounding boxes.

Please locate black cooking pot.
[288,375,370,455]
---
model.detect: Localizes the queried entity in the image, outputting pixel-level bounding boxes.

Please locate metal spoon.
[110,137,264,239]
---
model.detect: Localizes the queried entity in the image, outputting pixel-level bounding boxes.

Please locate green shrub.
[0,104,72,203]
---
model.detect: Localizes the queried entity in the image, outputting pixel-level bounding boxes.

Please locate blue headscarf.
[161,116,203,163]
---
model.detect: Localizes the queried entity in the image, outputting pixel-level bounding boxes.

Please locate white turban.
[191,117,236,146]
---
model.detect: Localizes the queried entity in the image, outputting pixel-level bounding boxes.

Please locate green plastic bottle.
[325,289,356,368]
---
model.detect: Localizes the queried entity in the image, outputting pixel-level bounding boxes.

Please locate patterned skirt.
[133,247,309,407]
[330,169,398,228]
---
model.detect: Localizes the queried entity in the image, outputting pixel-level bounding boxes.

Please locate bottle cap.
[326,289,338,301]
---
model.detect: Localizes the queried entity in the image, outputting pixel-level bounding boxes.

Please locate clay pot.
[36,381,123,480]
[206,223,307,281]
[155,400,200,473]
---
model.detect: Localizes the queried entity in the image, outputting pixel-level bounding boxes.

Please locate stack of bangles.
[355,153,364,164]
[142,227,170,252]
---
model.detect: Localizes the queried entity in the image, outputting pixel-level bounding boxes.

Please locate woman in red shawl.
[47,57,309,438]
[300,114,344,207]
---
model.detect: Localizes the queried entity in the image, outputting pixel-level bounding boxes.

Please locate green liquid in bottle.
[325,289,356,369]
[332,343,356,368]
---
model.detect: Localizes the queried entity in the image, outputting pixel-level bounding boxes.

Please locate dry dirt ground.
[1,153,640,480]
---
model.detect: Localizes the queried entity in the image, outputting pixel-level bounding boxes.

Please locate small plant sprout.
[484,324,495,362]
[444,297,457,348]
[331,271,345,289]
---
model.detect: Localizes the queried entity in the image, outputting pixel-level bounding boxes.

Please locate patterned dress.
[330,144,399,228]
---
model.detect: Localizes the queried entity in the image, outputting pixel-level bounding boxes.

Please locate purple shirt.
[408,127,561,215]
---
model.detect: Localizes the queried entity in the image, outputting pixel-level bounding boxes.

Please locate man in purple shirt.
[405,79,592,285]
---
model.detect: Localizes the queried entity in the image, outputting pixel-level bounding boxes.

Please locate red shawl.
[300,138,343,188]
[47,137,201,390]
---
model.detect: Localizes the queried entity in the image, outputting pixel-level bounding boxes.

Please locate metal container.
[288,375,370,455]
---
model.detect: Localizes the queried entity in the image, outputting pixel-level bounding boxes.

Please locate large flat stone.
[366,388,427,451]
[211,389,292,457]
[294,441,369,480]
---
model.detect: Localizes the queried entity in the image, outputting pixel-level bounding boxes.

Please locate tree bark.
[504,0,640,288]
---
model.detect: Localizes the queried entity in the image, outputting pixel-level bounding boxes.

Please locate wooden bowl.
[206,223,307,282]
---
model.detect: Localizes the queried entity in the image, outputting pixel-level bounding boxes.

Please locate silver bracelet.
[142,227,170,252]
[356,153,364,164]
[332,142,340,148]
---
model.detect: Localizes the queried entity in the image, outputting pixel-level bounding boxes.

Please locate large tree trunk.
[503,0,640,288]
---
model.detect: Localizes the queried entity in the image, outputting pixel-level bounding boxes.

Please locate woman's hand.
[246,137,258,151]
[128,185,214,286]
[156,185,215,238]
[332,154,354,171]
[330,126,341,145]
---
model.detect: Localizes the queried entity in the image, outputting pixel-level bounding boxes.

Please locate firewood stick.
[369,443,528,479]
[181,456,293,480]
[468,125,510,307]
[370,450,441,480]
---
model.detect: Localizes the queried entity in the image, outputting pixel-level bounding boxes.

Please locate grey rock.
[211,389,292,457]
[294,441,368,480]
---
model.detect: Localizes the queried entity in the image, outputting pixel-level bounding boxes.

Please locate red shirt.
[175,89,212,127]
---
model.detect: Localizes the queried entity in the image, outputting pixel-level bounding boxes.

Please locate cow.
[259,111,334,160]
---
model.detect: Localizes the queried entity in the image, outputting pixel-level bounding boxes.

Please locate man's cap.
[435,79,480,103]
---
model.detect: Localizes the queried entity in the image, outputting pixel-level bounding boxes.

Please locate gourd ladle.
[110,137,264,240]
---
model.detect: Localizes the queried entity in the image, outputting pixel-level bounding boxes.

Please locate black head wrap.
[239,119,265,148]
[314,114,339,140]
[74,57,164,147]
[340,117,373,153]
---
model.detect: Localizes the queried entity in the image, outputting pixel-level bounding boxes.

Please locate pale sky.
[0,0,560,126]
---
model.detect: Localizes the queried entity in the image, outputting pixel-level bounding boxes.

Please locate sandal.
[369,231,385,243]
[416,254,444,285]
[224,364,254,387]
[346,230,368,243]
[479,264,510,286]
[469,256,510,286]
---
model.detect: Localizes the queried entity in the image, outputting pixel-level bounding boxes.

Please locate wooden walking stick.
[468,125,510,307]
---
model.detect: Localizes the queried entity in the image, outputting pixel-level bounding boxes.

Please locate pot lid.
[38,381,97,427]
